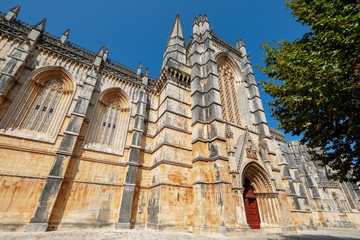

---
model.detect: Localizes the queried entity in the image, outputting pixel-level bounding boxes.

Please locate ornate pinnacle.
[236,38,245,49]
[60,28,70,44]
[34,18,47,32]
[97,44,105,56]
[9,5,21,13]
[103,46,109,61]
[137,61,142,76]
[63,28,70,36]
[198,14,203,23]
[193,16,198,26]
[142,66,149,86]
[166,14,185,47]
[203,14,209,23]
[5,5,21,21]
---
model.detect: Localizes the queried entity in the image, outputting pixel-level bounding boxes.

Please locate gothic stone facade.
[0,6,360,233]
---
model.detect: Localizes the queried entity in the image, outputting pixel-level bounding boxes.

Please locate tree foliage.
[258,0,360,182]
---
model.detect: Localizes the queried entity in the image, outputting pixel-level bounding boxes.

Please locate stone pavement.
[0,228,359,240]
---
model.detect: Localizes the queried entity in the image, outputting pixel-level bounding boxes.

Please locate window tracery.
[24,80,63,132]
[217,59,241,126]
[0,66,74,142]
[84,88,130,155]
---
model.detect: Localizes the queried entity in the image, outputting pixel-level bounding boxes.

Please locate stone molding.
[317,180,341,188]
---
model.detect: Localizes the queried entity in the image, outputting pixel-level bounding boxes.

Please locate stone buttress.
[116,69,149,229]
[25,46,107,232]
[141,15,193,230]
[189,15,240,232]
[0,6,42,105]
[0,6,360,234]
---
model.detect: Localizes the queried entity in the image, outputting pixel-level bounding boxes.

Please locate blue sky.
[1,0,308,141]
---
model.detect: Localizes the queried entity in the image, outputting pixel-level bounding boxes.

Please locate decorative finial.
[236,38,245,49]
[144,66,149,76]
[5,5,21,21]
[9,5,21,12]
[34,18,47,32]
[203,14,209,23]
[193,16,198,26]
[97,44,105,56]
[198,14,203,23]
[60,28,70,44]
[103,46,109,61]
[137,61,142,76]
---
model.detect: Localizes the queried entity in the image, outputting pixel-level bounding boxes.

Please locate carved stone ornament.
[246,139,257,159]
[317,180,341,188]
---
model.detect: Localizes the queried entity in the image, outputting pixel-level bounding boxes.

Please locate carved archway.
[241,161,274,193]
[243,178,261,229]
[241,162,280,227]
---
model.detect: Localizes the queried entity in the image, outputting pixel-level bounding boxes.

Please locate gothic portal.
[0,5,360,234]
[243,178,261,229]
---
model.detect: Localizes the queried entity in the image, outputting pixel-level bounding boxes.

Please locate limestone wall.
[0,9,359,234]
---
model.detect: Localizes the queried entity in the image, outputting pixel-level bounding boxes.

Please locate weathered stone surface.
[0,9,359,235]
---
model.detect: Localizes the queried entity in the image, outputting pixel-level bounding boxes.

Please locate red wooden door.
[243,184,261,229]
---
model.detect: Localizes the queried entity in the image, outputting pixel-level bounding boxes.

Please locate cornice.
[0,13,158,91]
[0,14,31,39]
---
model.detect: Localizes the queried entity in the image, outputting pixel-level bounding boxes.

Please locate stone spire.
[5,5,21,21]
[168,14,185,44]
[142,66,149,86]
[97,45,105,56]
[162,14,187,68]
[60,28,70,44]
[93,45,106,71]
[34,18,47,32]
[236,38,246,57]
[103,46,109,61]
[137,61,142,76]
[28,18,46,42]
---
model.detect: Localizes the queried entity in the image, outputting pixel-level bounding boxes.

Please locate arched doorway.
[241,162,280,228]
[243,178,261,229]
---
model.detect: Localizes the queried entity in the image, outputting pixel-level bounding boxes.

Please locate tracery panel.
[217,58,241,125]
[84,88,130,155]
[0,66,75,142]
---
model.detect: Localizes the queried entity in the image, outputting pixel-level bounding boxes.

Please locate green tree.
[258,0,360,182]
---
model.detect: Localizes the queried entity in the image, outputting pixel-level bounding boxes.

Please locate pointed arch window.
[84,88,130,155]
[24,80,63,131]
[217,57,241,126]
[0,66,75,142]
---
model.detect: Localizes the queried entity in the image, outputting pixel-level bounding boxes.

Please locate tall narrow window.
[0,66,75,142]
[85,88,130,155]
[217,58,241,125]
[24,80,63,132]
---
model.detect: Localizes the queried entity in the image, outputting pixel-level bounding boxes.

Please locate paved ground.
[0,228,359,240]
